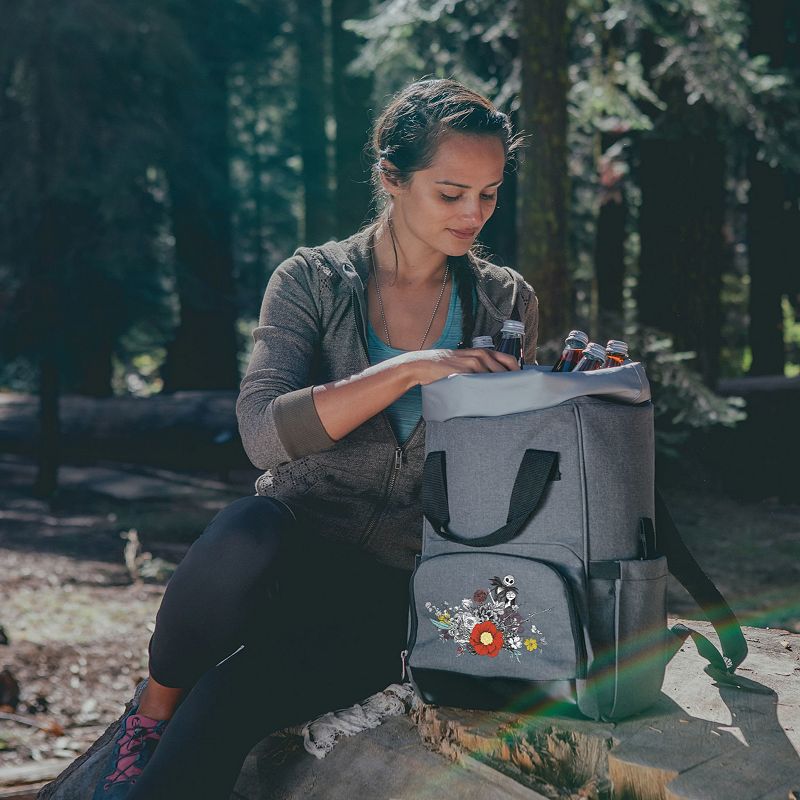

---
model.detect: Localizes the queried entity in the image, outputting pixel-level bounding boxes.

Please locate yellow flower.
[437,611,451,623]
[524,638,538,651]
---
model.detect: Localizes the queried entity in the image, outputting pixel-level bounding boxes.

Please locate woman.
[46,77,539,800]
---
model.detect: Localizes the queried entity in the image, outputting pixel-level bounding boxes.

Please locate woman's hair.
[367,78,523,345]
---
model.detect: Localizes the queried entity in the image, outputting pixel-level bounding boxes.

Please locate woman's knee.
[188,495,294,575]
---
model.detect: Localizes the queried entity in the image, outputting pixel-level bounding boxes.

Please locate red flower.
[470,620,504,657]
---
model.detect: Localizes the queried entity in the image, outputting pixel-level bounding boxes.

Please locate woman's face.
[387,132,506,259]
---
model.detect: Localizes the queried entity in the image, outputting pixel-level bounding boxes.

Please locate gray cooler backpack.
[403,363,749,721]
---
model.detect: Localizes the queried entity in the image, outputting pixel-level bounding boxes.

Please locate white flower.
[461,599,473,608]
[531,625,541,634]
[508,636,522,649]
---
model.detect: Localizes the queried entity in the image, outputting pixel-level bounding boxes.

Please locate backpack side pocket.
[588,555,668,720]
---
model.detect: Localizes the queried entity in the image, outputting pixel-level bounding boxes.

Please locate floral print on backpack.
[425,574,551,662]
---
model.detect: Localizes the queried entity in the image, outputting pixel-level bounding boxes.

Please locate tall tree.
[594,135,628,330]
[746,0,790,376]
[162,1,240,391]
[0,1,182,492]
[637,121,727,386]
[292,0,336,246]
[517,0,571,340]
[331,0,374,237]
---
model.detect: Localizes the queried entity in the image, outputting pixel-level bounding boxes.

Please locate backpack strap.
[422,449,559,547]
[656,489,752,686]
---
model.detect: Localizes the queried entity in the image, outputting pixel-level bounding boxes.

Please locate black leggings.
[128,496,411,800]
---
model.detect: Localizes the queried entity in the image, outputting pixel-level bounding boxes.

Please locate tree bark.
[162,17,240,392]
[594,134,628,333]
[32,15,61,497]
[637,130,726,386]
[331,0,374,238]
[294,0,335,245]
[746,0,789,376]
[516,0,571,342]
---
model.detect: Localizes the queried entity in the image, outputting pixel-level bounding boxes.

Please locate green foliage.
[603,0,800,168]
[627,328,746,457]
[345,0,519,107]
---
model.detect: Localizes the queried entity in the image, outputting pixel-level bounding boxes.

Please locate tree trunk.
[294,0,335,245]
[516,0,571,342]
[637,130,726,386]
[162,56,240,392]
[331,0,373,238]
[32,19,61,497]
[594,133,628,334]
[34,345,61,498]
[746,0,788,376]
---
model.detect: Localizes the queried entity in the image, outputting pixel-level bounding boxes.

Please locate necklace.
[371,253,450,351]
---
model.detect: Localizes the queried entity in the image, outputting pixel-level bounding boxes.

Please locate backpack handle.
[422,449,559,547]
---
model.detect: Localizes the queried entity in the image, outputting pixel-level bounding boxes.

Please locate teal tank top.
[367,281,464,443]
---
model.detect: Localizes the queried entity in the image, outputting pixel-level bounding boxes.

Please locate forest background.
[1,1,800,776]
[0,0,799,499]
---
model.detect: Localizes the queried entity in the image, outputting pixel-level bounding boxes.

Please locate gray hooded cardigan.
[236,226,539,571]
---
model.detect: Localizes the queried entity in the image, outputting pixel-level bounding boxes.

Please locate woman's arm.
[236,255,329,469]
[236,255,519,467]
[311,347,518,442]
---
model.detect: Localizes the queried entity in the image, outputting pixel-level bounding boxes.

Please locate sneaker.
[91,705,168,798]
[37,679,149,800]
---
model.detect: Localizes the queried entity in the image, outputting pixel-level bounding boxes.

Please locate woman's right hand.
[396,347,521,387]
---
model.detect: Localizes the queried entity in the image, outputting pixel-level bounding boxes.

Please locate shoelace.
[104,713,166,788]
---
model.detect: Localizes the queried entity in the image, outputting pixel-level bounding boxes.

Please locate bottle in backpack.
[574,342,606,371]
[603,340,630,368]
[552,330,589,372]
[496,320,525,367]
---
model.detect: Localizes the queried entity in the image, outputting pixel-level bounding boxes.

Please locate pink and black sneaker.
[91,705,168,798]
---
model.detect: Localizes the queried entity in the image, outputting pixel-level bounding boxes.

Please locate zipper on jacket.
[359,445,403,546]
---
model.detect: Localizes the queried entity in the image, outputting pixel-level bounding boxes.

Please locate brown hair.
[367,78,522,345]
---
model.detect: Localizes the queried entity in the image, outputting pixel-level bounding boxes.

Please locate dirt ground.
[0,453,798,779]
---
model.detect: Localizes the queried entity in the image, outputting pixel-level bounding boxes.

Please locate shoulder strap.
[656,488,751,685]
[422,449,559,547]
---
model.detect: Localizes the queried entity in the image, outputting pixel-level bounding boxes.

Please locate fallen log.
[0,391,247,470]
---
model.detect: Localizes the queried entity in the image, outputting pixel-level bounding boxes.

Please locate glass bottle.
[552,330,589,372]
[603,339,630,368]
[471,335,495,349]
[574,342,607,371]
[496,320,525,367]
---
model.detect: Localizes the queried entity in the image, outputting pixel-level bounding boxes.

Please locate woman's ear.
[378,160,402,194]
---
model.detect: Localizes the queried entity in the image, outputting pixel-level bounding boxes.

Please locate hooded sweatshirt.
[236,225,539,571]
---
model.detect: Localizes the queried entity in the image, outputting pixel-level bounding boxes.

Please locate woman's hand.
[393,347,520,387]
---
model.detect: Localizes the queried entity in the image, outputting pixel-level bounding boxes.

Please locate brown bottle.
[574,342,607,371]
[603,339,630,368]
[552,330,589,372]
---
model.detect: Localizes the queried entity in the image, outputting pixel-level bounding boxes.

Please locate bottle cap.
[471,336,495,349]
[583,342,607,361]
[566,330,589,347]
[605,339,629,356]
[500,320,525,336]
